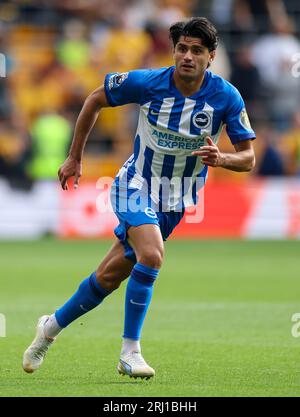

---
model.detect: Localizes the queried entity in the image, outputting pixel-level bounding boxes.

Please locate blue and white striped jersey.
[104,66,255,210]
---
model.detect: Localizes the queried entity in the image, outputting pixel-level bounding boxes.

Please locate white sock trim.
[121,338,141,356]
[44,314,62,338]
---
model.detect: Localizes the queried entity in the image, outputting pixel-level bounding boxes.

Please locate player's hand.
[58,155,82,190]
[192,136,225,167]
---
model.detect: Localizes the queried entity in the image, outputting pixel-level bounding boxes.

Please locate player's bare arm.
[193,136,255,172]
[58,86,109,190]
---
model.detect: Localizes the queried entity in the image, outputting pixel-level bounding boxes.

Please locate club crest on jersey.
[192,111,211,129]
[144,207,157,219]
[108,72,128,90]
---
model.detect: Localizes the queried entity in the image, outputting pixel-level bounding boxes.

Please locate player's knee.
[138,246,164,269]
[95,269,120,292]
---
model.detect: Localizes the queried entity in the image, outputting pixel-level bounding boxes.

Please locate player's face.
[173,36,215,81]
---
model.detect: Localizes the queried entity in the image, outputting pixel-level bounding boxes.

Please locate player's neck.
[173,71,205,97]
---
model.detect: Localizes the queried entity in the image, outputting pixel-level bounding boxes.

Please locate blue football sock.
[55,272,110,328]
[123,263,159,341]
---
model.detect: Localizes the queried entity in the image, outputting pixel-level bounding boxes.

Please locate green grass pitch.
[1,239,300,397]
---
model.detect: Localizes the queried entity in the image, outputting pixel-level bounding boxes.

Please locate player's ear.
[209,50,216,63]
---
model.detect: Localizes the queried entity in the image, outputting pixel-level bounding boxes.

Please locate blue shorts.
[111,178,184,263]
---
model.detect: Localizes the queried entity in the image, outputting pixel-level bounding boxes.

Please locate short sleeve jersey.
[104,67,255,209]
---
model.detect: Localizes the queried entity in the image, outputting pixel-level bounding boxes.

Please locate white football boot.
[117,351,155,380]
[22,315,55,373]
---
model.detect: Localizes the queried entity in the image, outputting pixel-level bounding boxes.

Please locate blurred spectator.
[222,0,257,57]
[257,146,286,176]
[280,110,300,175]
[209,41,231,80]
[245,0,287,33]
[218,0,289,57]
[99,13,152,73]
[230,44,265,122]
[210,0,234,26]
[251,16,300,131]
[155,0,188,27]
[56,20,91,70]
[255,123,286,176]
[0,117,31,185]
[27,112,72,180]
[283,1,300,36]
[143,21,174,68]
[122,0,158,30]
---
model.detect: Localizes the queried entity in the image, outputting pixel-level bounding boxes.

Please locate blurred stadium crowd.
[1,0,300,188]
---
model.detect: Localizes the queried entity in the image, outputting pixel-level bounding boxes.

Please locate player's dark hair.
[169,17,218,52]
